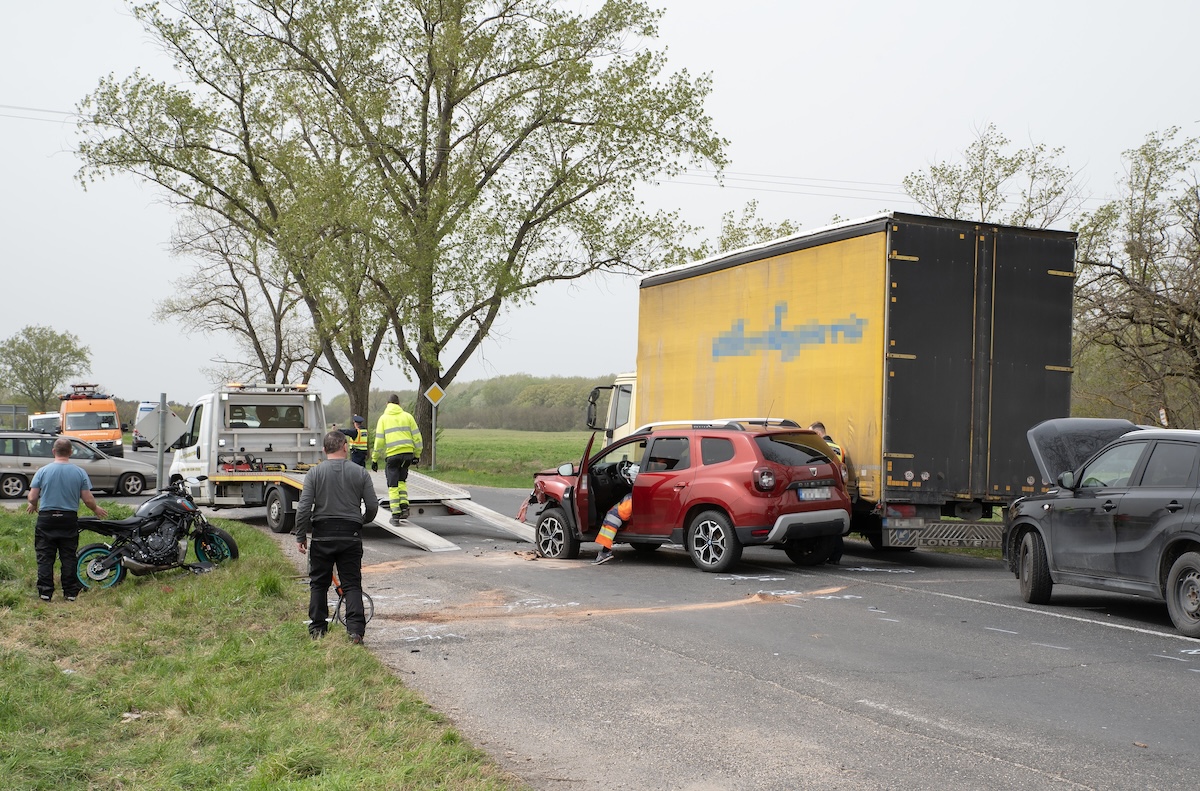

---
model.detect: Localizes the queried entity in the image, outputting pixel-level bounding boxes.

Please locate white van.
[27,412,61,434]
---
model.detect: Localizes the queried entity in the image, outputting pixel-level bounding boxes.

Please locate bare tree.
[1073,127,1200,426]
[156,212,322,386]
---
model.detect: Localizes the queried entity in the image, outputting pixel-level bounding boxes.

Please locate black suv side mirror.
[1057,470,1075,489]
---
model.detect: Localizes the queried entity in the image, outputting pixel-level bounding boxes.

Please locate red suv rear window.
[754,433,836,465]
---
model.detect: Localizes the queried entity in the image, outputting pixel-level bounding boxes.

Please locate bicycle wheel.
[332,590,375,626]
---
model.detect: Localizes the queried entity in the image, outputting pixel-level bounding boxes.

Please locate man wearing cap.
[340,415,370,467]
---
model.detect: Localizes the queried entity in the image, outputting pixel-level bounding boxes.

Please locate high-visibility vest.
[348,427,368,453]
[372,404,423,460]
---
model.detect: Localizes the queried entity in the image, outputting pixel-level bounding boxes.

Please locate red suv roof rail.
[630,418,804,436]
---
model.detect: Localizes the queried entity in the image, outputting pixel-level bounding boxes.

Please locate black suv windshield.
[755,433,832,465]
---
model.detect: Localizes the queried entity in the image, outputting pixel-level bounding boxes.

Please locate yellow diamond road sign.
[424,383,446,406]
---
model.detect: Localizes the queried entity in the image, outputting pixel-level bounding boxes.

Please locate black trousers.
[35,511,81,600]
[349,450,368,467]
[308,537,365,637]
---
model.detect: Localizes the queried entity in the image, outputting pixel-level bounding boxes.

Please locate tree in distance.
[0,326,91,411]
[75,0,727,458]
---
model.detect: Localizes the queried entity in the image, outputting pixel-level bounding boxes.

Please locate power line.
[0,103,76,116]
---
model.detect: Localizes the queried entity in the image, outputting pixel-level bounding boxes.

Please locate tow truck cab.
[169,383,326,531]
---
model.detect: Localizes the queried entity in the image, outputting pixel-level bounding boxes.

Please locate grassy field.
[0,505,526,791]
[421,428,593,488]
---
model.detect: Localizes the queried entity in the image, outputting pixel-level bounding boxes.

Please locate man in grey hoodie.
[294,431,379,643]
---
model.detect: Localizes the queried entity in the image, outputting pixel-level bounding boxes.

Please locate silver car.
[0,431,158,499]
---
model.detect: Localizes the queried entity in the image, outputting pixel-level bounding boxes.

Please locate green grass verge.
[0,505,526,791]
[421,428,593,488]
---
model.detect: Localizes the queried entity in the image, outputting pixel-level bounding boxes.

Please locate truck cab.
[587,371,637,443]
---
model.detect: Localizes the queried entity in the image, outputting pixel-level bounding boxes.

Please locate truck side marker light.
[1047,269,1075,278]
[1045,365,1073,372]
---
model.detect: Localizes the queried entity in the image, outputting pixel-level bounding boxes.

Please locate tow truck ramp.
[366,470,533,552]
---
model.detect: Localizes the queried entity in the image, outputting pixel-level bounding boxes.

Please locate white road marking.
[1031,643,1071,650]
[985,627,1019,634]
[1153,654,1188,662]
[875,583,1200,643]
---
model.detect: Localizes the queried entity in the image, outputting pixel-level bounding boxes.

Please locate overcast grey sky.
[2,1,1197,404]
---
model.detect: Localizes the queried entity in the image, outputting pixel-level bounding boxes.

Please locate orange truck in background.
[59,383,127,457]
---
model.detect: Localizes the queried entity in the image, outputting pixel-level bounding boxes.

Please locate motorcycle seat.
[82,516,144,527]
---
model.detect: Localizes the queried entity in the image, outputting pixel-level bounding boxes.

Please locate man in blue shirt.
[26,438,108,601]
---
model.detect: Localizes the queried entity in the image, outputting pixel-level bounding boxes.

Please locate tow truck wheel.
[535,507,580,559]
[266,488,294,533]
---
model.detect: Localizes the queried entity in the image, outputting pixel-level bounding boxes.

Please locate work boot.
[593,548,614,565]
[349,634,365,645]
[390,512,403,526]
[399,506,410,520]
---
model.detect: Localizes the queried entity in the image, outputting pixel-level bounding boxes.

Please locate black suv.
[1003,418,1200,636]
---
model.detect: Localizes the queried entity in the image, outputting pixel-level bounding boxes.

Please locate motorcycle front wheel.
[76,543,126,589]
[194,527,239,564]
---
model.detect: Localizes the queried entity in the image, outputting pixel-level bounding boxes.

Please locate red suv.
[522,420,851,572]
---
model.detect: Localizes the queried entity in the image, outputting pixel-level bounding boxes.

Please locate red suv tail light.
[753,466,776,492]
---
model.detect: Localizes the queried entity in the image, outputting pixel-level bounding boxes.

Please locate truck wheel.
[0,473,28,499]
[687,510,742,573]
[1018,531,1053,604]
[1166,552,1200,638]
[266,488,295,534]
[784,536,837,566]
[535,507,580,559]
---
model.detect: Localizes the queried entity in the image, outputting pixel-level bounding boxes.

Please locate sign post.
[423,383,446,471]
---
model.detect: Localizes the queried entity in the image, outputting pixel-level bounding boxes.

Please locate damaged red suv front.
[520,420,851,572]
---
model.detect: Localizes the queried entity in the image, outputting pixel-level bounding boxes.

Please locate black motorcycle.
[76,476,239,590]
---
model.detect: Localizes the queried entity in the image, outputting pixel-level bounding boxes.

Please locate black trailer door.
[883,219,1074,509]
[883,220,979,506]
[989,230,1075,496]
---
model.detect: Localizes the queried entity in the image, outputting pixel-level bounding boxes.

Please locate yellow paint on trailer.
[636,231,889,501]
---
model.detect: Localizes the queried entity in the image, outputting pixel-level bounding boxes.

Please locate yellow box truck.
[592,212,1076,549]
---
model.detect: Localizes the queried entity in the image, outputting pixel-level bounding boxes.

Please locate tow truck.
[168,383,532,551]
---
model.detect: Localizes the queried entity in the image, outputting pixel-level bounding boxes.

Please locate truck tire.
[1166,552,1200,638]
[687,510,742,573]
[1018,530,1053,604]
[266,488,295,534]
[535,507,580,559]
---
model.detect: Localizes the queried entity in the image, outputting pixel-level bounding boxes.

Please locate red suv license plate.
[798,487,831,501]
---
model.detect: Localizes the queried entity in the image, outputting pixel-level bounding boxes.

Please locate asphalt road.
[247,487,1198,791]
[91,486,1200,789]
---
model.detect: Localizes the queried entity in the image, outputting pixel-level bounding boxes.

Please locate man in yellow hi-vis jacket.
[371,395,423,526]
